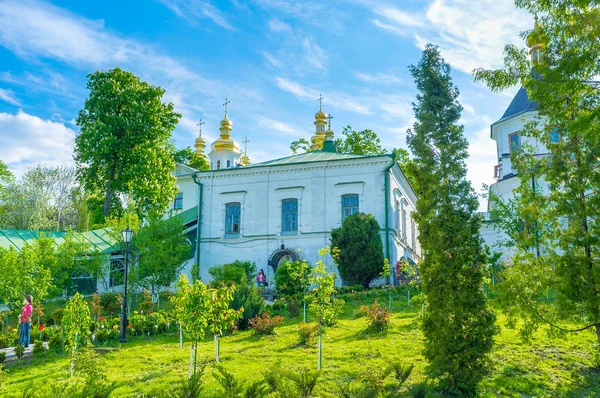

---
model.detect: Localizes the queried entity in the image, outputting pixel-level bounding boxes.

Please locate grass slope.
[1,296,598,397]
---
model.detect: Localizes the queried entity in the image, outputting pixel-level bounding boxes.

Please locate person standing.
[256,269,267,287]
[19,295,33,348]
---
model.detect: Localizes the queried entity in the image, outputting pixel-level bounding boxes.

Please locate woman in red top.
[19,295,33,348]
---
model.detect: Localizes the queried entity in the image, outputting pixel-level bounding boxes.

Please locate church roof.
[0,228,116,253]
[249,151,378,168]
[498,87,538,122]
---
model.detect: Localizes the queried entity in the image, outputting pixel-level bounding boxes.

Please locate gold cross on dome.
[196,119,205,137]
[326,114,333,130]
[317,93,324,110]
[242,137,250,154]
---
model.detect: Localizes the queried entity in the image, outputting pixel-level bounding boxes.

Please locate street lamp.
[119,227,133,343]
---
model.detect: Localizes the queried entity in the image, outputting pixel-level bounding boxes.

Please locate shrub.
[388,362,414,387]
[360,301,391,333]
[330,213,384,288]
[138,289,154,313]
[15,344,25,360]
[175,368,205,398]
[231,276,264,330]
[100,292,123,317]
[0,352,5,364]
[272,300,286,312]
[287,300,300,318]
[49,328,62,349]
[33,340,45,354]
[275,260,310,299]
[249,312,284,336]
[297,322,319,347]
[50,308,64,325]
[209,260,257,287]
[282,367,320,398]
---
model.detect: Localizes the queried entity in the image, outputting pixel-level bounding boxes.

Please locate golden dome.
[211,112,240,153]
[526,15,546,63]
[195,135,207,157]
[240,153,251,166]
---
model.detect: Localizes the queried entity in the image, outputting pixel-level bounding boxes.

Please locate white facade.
[173,152,420,286]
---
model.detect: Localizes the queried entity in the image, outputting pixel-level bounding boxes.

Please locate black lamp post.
[119,227,133,343]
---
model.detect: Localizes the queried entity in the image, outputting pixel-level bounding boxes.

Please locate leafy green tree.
[308,247,345,370]
[62,292,92,376]
[275,259,311,322]
[330,213,384,288]
[407,44,497,395]
[174,147,210,171]
[290,126,386,155]
[208,260,257,287]
[206,286,242,363]
[474,2,600,346]
[174,274,211,378]
[75,67,181,219]
[135,213,191,303]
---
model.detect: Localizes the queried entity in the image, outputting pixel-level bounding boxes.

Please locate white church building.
[173,103,421,286]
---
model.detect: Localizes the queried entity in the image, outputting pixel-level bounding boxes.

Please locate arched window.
[227,160,231,167]
[217,160,221,169]
[395,201,401,234]
[401,201,407,241]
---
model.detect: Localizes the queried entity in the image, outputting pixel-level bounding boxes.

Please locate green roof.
[171,206,198,226]
[250,151,377,168]
[0,228,117,253]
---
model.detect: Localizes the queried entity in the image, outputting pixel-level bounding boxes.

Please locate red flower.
[99,317,105,321]
[38,325,45,331]
[148,311,153,314]
[128,323,133,328]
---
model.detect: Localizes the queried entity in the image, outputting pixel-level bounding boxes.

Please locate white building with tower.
[172,99,421,285]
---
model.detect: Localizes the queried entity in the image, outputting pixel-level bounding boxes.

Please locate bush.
[275,260,310,299]
[15,344,25,360]
[49,308,64,325]
[297,322,319,347]
[138,289,154,313]
[330,213,384,288]
[360,301,391,333]
[0,352,5,364]
[287,301,300,318]
[49,328,62,348]
[100,292,123,316]
[249,312,284,336]
[33,340,45,354]
[231,277,264,330]
[336,284,365,295]
[209,260,257,287]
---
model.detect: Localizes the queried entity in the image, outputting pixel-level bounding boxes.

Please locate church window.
[509,132,520,153]
[401,202,407,242]
[395,201,401,235]
[227,160,231,167]
[173,192,183,210]
[225,202,241,237]
[342,194,359,221]
[217,160,221,169]
[281,199,298,233]
[109,258,124,288]
[549,127,560,143]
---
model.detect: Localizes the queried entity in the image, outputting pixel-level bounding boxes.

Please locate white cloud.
[156,0,235,31]
[255,115,305,137]
[0,88,20,106]
[355,72,403,85]
[465,122,498,209]
[369,0,532,74]
[0,110,76,177]
[266,19,328,73]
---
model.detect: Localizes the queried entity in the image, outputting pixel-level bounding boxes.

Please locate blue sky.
[0,0,532,206]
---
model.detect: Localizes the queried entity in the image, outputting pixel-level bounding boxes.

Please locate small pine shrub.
[232,277,265,330]
[249,312,284,336]
[282,367,320,398]
[297,322,319,347]
[15,344,25,359]
[49,330,62,349]
[175,365,205,398]
[33,340,45,354]
[408,381,430,398]
[213,365,245,396]
[389,362,414,387]
[360,301,391,333]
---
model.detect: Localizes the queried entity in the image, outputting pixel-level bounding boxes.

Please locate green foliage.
[282,367,320,398]
[0,352,5,363]
[474,2,600,348]
[175,368,205,398]
[275,260,310,299]
[331,213,384,288]
[173,147,210,171]
[297,322,319,347]
[62,293,92,375]
[360,301,391,333]
[33,340,45,354]
[407,44,497,395]
[249,312,284,336]
[135,213,191,296]
[290,126,386,155]
[15,344,25,360]
[75,67,181,218]
[100,292,122,317]
[231,276,264,330]
[209,260,257,287]
[73,348,115,397]
[308,249,345,328]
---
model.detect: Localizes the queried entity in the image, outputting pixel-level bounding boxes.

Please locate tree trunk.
[596,324,600,345]
[317,331,322,370]
[214,334,220,363]
[103,166,116,218]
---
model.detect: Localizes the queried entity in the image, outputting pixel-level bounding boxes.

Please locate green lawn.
[1,295,599,397]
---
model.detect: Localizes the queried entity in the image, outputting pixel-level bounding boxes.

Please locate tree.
[205,286,242,363]
[135,213,191,303]
[330,213,384,288]
[474,2,600,346]
[308,247,344,370]
[62,292,92,376]
[173,147,210,171]
[290,126,386,155]
[407,44,497,395]
[275,259,311,321]
[75,67,181,219]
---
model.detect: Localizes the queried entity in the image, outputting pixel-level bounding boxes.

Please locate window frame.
[509,132,521,153]
[173,192,183,210]
[225,202,241,237]
[341,194,359,222]
[281,198,299,234]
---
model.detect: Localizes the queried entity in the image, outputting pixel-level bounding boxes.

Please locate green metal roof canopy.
[0,228,117,253]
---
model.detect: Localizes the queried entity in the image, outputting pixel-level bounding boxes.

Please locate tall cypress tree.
[407,44,497,396]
